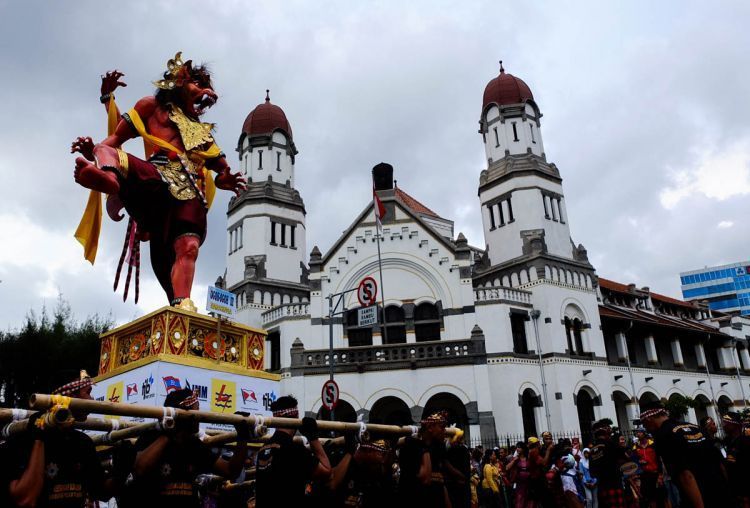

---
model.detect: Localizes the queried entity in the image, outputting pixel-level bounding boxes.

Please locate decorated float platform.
[91,306,280,430]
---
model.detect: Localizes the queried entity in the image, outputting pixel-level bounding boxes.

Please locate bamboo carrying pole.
[0,408,34,424]
[90,421,160,445]
[1,407,74,438]
[31,394,458,438]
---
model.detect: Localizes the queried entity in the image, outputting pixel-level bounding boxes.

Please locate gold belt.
[157,160,199,201]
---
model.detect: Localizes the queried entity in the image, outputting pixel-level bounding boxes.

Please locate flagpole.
[376,224,388,344]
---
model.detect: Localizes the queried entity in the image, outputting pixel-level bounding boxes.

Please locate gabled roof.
[318,193,456,266]
[394,187,441,219]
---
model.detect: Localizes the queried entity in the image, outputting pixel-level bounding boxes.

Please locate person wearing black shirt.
[397,410,450,508]
[132,388,249,508]
[641,401,731,508]
[253,395,332,508]
[588,418,628,508]
[722,411,750,507]
[444,430,471,508]
[0,372,113,508]
[330,434,397,508]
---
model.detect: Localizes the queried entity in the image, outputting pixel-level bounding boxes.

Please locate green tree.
[665,394,695,421]
[0,297,112,408]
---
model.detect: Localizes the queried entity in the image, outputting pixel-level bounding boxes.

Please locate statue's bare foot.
[74,157,119,194]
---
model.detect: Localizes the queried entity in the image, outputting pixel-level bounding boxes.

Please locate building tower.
[476,62,588,274]
[222,91,309,328]
[475,63,605,432]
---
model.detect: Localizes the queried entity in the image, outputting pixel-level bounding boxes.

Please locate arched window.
[414,302,441,342]
[564,317,574,353]
[345,309,373,347]
[564,305,587,355]
[520,389,539,438]
[384,306,406,344]
[573,318,584,354]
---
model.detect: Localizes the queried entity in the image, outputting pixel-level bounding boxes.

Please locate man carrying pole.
[0,371,117,508]
[131,387,250,507]
[254,395,332,507]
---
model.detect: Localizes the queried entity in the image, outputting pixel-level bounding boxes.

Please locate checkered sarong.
[598,487,626,508]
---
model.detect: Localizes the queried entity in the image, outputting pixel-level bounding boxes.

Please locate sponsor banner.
[105,381,124,420]
[141,373,156,400]
[163,376,182,393]
[211,379,236,413]
[91,362,278,429]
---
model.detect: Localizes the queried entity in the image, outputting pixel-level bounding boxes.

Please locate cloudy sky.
[1,1,748,330]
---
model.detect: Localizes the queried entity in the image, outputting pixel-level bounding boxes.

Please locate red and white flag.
[373,184,386,231]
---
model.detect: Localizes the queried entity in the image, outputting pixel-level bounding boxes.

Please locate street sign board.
[206,286,236,318]
[357,276,378,307]
[358,305,377,327]
[321,379,340,411]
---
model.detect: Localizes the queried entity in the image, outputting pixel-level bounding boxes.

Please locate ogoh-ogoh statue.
[72,53,245,312]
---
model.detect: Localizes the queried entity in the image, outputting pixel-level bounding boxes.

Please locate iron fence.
[468,428,640,450]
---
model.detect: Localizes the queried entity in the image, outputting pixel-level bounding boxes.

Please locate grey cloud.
[1,0,749,329]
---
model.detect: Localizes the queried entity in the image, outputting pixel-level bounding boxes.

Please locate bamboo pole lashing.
[1,407,74,438]
[0,408,34,424]
[30,394,458,438]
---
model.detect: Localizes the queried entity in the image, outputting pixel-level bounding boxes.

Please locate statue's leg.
[150,237,175,304]
[171,234,200,301]
[74,157,119,194]
[73,144,127,195]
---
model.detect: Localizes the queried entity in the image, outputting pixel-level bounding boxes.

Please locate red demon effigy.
[71,53,245,311]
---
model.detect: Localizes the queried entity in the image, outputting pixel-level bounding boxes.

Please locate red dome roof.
[482,62,534,111]
[242,91,293,140]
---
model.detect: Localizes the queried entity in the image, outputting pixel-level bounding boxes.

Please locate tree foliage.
[665,394,695,421]
[0,297,112,408]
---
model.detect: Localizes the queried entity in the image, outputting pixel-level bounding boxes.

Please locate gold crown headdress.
[153,52,189,90]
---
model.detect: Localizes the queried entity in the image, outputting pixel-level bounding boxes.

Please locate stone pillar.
[616,332,628,361]
[718,346,733,370]
[671,338,684,367]
[557,198,566,223]
[645,335,658,364]
[696,343,707,368]
[740,347,750,371]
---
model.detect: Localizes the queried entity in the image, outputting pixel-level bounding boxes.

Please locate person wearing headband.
[132,388,249,507]
[398,410,451,508]
[588,418,630,508]
[2,371,114,507]
[254,395,331,508]
[721,411,750,506]
[640,401,730,507]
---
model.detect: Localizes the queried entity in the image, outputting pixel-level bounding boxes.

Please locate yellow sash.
[74,101,219,263]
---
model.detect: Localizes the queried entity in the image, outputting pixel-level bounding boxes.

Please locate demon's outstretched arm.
[208,156,247,196]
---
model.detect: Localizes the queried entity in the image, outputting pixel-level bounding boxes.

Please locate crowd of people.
[1,374,749,508]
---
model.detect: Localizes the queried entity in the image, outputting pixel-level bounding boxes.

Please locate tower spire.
[265,89,270,102]
[499,60,504,73]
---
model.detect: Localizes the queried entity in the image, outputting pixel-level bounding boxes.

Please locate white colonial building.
[217,67,750,441]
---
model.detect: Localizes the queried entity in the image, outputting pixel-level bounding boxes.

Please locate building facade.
[218,67,750,440]
[681,261,750,315]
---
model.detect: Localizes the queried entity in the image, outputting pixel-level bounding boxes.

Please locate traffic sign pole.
[325,278,378,424]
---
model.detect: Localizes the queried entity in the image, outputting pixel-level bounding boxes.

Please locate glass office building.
[680,261,750,315]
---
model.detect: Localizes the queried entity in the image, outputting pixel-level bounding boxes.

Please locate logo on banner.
[107,381,123,404]
[241,389,257,405]
[186,379,209,401]
[142,374,155,400]
[163,376,182,393]
[263,391,277,411]
[126,383,138,400]
[211,379,236,413]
